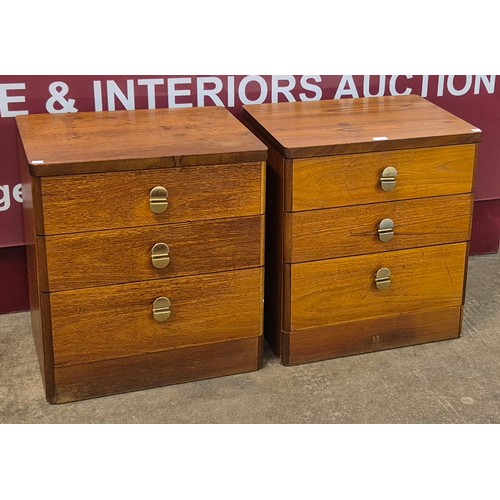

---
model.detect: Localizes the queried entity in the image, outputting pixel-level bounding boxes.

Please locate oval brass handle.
[153,297,171,322]
[375,268,391,290]
[380,166,398,192]
[378,218,395,242]
[150,186,168,214]
[151,243,170,269]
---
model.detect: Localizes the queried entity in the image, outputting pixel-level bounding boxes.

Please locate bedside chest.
[17,107,267,403]
[242,95,481,365]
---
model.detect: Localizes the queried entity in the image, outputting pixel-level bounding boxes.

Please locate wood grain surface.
[53,336,262,404]
[291,145,475,211]
[285,194,473,262]
[50,267,264,366]
[16,107,267,176]
[289,242,467,330]
[40,162,265,234]
[281,307,462,365]
[41,215,264,291]
[18,135,56,400]
[242,95,481,158]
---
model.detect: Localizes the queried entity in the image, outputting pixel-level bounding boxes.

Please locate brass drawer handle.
[378,218,395,242]
[380,166,398,191]
[149,186,168,213]
[375,267,391,290]
[153,297,171,322]
[151,243,170,269]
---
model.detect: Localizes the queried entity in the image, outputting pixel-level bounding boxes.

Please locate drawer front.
[285,194,472,263]
[42,215,264,291]
[50,267,264,366]
[40,162,264,234]
[292,145,475,211]
[288,242,467,330]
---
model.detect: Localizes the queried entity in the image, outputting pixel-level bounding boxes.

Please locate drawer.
[50,267,264,366]
[291,145,475,211]
[285,194,472,263]
[287,242,467,330]
[41,215,264,291]
[39,162,265,234]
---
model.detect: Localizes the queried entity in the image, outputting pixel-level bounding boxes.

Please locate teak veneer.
[18,107,267,403]
[243,95,481,365]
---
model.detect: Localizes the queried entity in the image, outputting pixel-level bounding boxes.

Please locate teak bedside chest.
[17,107,267,403]
[242,95,481,365]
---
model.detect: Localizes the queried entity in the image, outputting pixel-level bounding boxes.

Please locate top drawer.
[38,162,265,235]
[291,145,476,211]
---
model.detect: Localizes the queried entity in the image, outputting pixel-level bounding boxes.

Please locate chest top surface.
[242,95,481,158]
[16,106,267,176]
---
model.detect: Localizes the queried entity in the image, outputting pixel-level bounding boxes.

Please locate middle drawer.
[40,215,264,291]
[284,194,472,263]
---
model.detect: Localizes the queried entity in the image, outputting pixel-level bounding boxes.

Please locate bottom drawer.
[49,267,264,366]
[52,336,262,404]
[281,307,462,365]
[288,242,467,331]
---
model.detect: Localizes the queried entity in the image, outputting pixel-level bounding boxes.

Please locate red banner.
[1,75,499,248]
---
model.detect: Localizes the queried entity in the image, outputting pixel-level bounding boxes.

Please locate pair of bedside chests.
[17,95,481,403]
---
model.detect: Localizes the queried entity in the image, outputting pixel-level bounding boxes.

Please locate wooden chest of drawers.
[17,107,267,403]
[242,95,481,365]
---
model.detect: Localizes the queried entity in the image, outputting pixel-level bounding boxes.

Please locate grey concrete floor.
[1,253,499,424]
